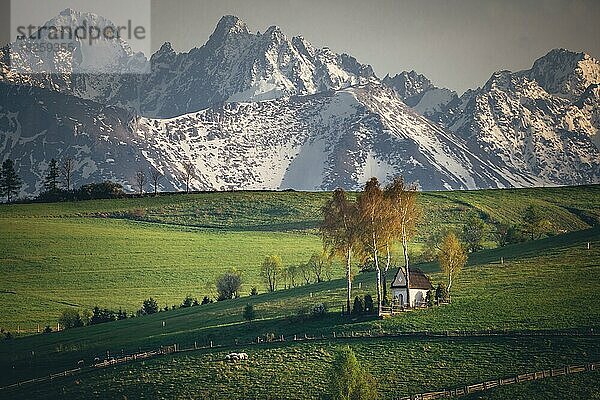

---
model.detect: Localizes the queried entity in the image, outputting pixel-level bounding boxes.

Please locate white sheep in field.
[225,352,248,362]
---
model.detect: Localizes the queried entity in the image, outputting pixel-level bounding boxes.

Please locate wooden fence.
[394,362,599,400]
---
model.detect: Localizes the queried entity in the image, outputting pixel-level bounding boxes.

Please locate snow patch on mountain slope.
[134,84,530,191]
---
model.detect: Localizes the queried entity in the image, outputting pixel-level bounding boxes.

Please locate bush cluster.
[352,294,375,315]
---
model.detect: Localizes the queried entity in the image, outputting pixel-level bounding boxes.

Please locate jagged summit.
[383,71,435,106]
[208,15,250,42]
[523,48,600,99]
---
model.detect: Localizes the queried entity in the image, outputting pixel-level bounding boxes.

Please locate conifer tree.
[0,159,22,203]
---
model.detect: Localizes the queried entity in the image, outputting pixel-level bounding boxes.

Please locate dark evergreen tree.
[181,295,195,308]
[363,294,374,314]
[352,296,365,314]
[141,297,159,315]
[0,159,22,203]
[43,159,60,192]
[243,303,256,322]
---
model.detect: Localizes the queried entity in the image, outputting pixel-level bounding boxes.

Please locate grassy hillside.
[0,218,321,330]
[7,336,600,400]
[1,225,598,393]
[1,186,598,333]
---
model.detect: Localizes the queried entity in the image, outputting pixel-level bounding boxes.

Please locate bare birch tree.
[321,188,359,315]
[182,162,195,194]
[61,158,75,191]
[135,170,147,196]
[149,167,162,196]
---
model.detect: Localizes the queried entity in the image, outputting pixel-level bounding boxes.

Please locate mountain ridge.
[0,12,598,196]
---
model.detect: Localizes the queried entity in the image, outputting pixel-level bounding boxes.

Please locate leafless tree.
[357,177,388,315]
[135,170,147,196]
[383,177,420,305]
[149,168,162,196]
[182,162,195,194]
[61,158,75,191]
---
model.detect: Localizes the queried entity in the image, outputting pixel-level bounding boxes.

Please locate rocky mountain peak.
[382,71,435,105]
[524,48,600,99]
[208,15,250,44]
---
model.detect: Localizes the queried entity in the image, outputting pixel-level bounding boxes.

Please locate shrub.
[311,303,328,318]
[90,307,117,325]
[329,346,377,400]
[216,270,242,301]
[243,303,256,322]
[364,295,374,314]
[250,287,259,296]
[201,296,212,305]
[75,181,125,200]
[352,296,364,314]
[140,298,159,315]
[435,282,449,303]
[58,309,84,329]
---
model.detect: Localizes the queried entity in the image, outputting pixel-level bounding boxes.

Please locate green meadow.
[0,186,599,398]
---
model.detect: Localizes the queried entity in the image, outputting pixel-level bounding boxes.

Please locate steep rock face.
[383,71,458,123]
[136,16,376,117]
[445,50,600,185]
[1,13,376,119]
[522,48,600,100]
[1,8,148,104]
[1,10,599,195]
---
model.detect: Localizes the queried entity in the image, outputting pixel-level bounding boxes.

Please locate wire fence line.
[1,328,598,392]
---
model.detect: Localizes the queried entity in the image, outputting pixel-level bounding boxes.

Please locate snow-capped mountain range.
[0,11,598,195]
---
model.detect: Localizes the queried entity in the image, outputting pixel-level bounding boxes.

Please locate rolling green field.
[1,186,599,398]
[1,222,598,396]
[0,217,321,330]
[1,186,598,332]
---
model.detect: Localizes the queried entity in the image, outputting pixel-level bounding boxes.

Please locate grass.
[0,186,599,397]
[0,225,598,389]
[1,186,598,333]
[5,336,600,399]
[0,217,322,330]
